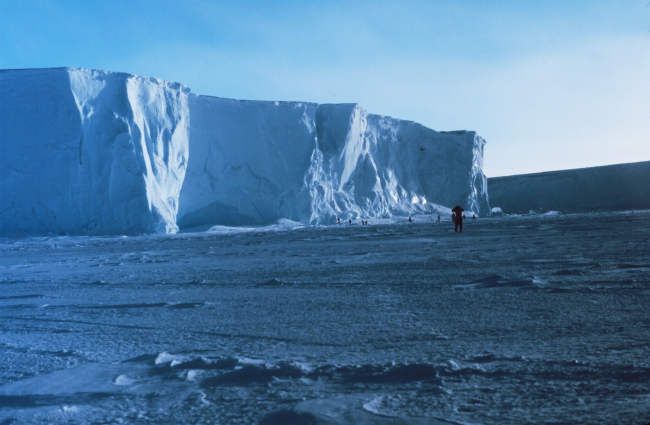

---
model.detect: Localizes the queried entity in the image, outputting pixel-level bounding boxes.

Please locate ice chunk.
[155,352,181,365]
[491,207,504,215]
[113,375,136,386]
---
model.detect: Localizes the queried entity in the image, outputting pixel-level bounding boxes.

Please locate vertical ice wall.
[177,96,318,228]
[178,100,489,228]
[1,68,488,236]
[0,68,189,236]
[308,104,489,223]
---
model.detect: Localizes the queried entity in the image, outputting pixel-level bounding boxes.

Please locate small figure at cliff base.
[452,205,464,233]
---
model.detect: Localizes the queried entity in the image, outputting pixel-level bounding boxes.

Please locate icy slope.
[488,161,650,214]
[0,68,189,236]
[178,101,489,227]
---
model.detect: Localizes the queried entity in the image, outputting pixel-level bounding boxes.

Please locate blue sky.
[1,0,648,176]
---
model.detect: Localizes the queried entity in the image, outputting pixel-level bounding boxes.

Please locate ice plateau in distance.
[0,68,489,236]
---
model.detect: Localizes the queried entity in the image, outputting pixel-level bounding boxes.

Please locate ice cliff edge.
[0,68,489,236]
[0,68,189,236]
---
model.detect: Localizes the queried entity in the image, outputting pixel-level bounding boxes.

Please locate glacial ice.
[179,99,489,228]
[305,105,489,224]
[0,68,488,236]
[0,68,189,236]
[488,161,650,214]
[177,96,318,228]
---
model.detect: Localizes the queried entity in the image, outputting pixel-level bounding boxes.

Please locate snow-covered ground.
[1,211,649,424]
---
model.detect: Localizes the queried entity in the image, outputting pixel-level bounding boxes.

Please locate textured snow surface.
[488,161,650,214]
[1,68,488,236]
[1,212,649,424]
[0,68,190,236]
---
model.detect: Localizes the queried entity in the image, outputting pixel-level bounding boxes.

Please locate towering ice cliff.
[178,100,488,228]
[306,104,488,224]
[0,68,488,236]
[0,68,189,236]
[177,97,318,228]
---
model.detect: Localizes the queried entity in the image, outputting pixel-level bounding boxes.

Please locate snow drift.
[488,161,650,214]
[0,68,488,236]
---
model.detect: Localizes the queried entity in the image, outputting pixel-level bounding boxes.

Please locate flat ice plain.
[1,211,649,424]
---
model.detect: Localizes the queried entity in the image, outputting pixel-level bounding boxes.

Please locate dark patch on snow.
[258,410,318,425]
[77,302,167,309]
[545,287,576,293]
[256,278,291,287]
[618,264,648,269]
[0,395,40,408]
[553,269,584,276]
[468,354,526,363]
[198,361,447,389]
[0,294,43,300]
[0,304,39,309]
[166,302,203,309]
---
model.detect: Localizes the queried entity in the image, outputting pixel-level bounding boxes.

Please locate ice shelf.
[0,68,489,236]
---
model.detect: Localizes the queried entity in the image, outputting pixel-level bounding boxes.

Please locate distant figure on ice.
[472,214,476,219]
[337,217,340,224]
[408,217,412,223]
[452,205,465,233]
[463,214,466,220]
[437,215,440,222]
[349,219,352,225]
